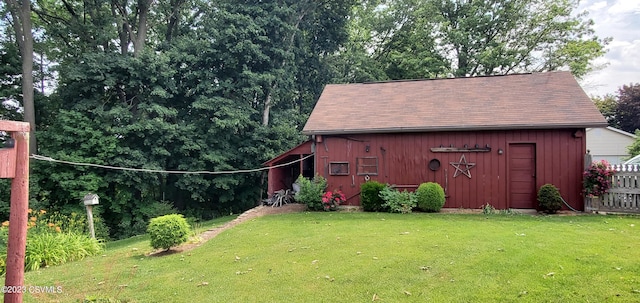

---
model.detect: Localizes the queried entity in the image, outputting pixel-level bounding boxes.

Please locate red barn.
[265,72,607,210]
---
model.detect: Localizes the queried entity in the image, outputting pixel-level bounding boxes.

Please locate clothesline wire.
[30,153,314,175]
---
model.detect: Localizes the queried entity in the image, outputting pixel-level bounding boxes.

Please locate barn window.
[357,157,378,175]
[329,162,349,175]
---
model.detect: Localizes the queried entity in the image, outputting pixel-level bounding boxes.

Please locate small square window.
[329,162,349,175]
[357,157,378,175]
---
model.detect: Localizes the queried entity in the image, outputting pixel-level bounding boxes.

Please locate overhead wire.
[30,153,314,175]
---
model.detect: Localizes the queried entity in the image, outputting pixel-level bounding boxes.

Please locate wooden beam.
[4,130,29,303]
[430,147,491,153]
[0,120,30,132]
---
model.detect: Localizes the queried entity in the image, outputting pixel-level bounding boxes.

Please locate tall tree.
[334,0,608,81]
[4,0,36,152]
[615,83,640,134]
[24,0,355,238]
[212,0,355,126]
[1,0,360,238]
[432,0,609,77]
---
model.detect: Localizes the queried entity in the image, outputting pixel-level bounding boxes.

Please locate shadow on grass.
[145,248,183,258]
[105,235,150,250]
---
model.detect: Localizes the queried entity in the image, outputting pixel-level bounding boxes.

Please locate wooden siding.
[265,141,313,197]
[313,129,586,210]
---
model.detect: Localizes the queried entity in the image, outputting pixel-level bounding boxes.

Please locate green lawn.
[15,212,640,302]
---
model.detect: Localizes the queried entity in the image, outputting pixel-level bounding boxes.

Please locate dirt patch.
[148,203,306,255]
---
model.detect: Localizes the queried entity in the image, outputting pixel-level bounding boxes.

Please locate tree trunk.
[113,0,152,56]
[21,40,35,154]
[132,0,152,56]
[262,91,272,126]
[6,0,36,154]
[262,80,280,126]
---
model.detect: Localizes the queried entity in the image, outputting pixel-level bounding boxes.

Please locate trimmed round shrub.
[360,180,386,212]
[147,214,191,250]
[416,182,446,212]
[538,184,562,214]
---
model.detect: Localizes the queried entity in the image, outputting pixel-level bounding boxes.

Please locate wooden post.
[83,194,99,239]
[85,205,95,239]
[2,121,30,303]
[299,154,303,176]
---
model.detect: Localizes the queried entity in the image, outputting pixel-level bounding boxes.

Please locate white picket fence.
[585,164,640,213]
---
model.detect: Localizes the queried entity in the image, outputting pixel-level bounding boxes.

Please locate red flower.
[322,190,346,211]
[583,160,614,197]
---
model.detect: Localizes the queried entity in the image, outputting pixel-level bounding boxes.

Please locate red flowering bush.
[583,160,615,197]
[322,190,346,211]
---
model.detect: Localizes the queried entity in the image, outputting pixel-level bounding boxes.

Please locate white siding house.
[586,127,637,164]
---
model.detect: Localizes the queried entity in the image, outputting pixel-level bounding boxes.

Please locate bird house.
[83,194,100,206]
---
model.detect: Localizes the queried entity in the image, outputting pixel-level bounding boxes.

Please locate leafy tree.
[626,131,640,159]
[615,83,640,134]
[592,94,618,128]
[333,0,608,81]
[0,0,356,238]
[432,0,608,77]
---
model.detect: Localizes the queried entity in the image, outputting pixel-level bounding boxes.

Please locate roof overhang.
[263,140,313,166]
[303,122,608,136]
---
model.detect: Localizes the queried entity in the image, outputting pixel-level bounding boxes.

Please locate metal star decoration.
[450,154,476,178]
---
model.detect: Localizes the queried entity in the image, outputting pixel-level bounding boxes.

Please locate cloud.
[607,0,640,15]
[586,1,607,13]
[578,0,640,96]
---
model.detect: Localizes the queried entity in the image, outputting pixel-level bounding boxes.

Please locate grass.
[11,212,640,302]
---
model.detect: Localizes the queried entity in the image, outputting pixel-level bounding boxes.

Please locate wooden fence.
[585,164,640,213]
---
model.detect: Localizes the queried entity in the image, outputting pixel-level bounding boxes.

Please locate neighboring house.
[586,127,637,165]
[265,72,607,210]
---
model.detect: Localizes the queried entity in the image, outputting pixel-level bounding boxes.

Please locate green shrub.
[0,210,104,275]
[416,182,446,212]
[295,174,327,211]
[481,204,519,215]
[147,214,191,251]
[379,185,416,214]
[360,181,387,212]
[481,203,496,215]
[538,184,563,214]
[24,232,104,272]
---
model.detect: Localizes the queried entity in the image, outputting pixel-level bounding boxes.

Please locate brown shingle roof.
[302,71,607,135]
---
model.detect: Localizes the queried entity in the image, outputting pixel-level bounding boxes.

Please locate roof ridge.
[361,72,545,85]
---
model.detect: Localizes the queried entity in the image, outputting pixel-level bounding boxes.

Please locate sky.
[577,0,640,97]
